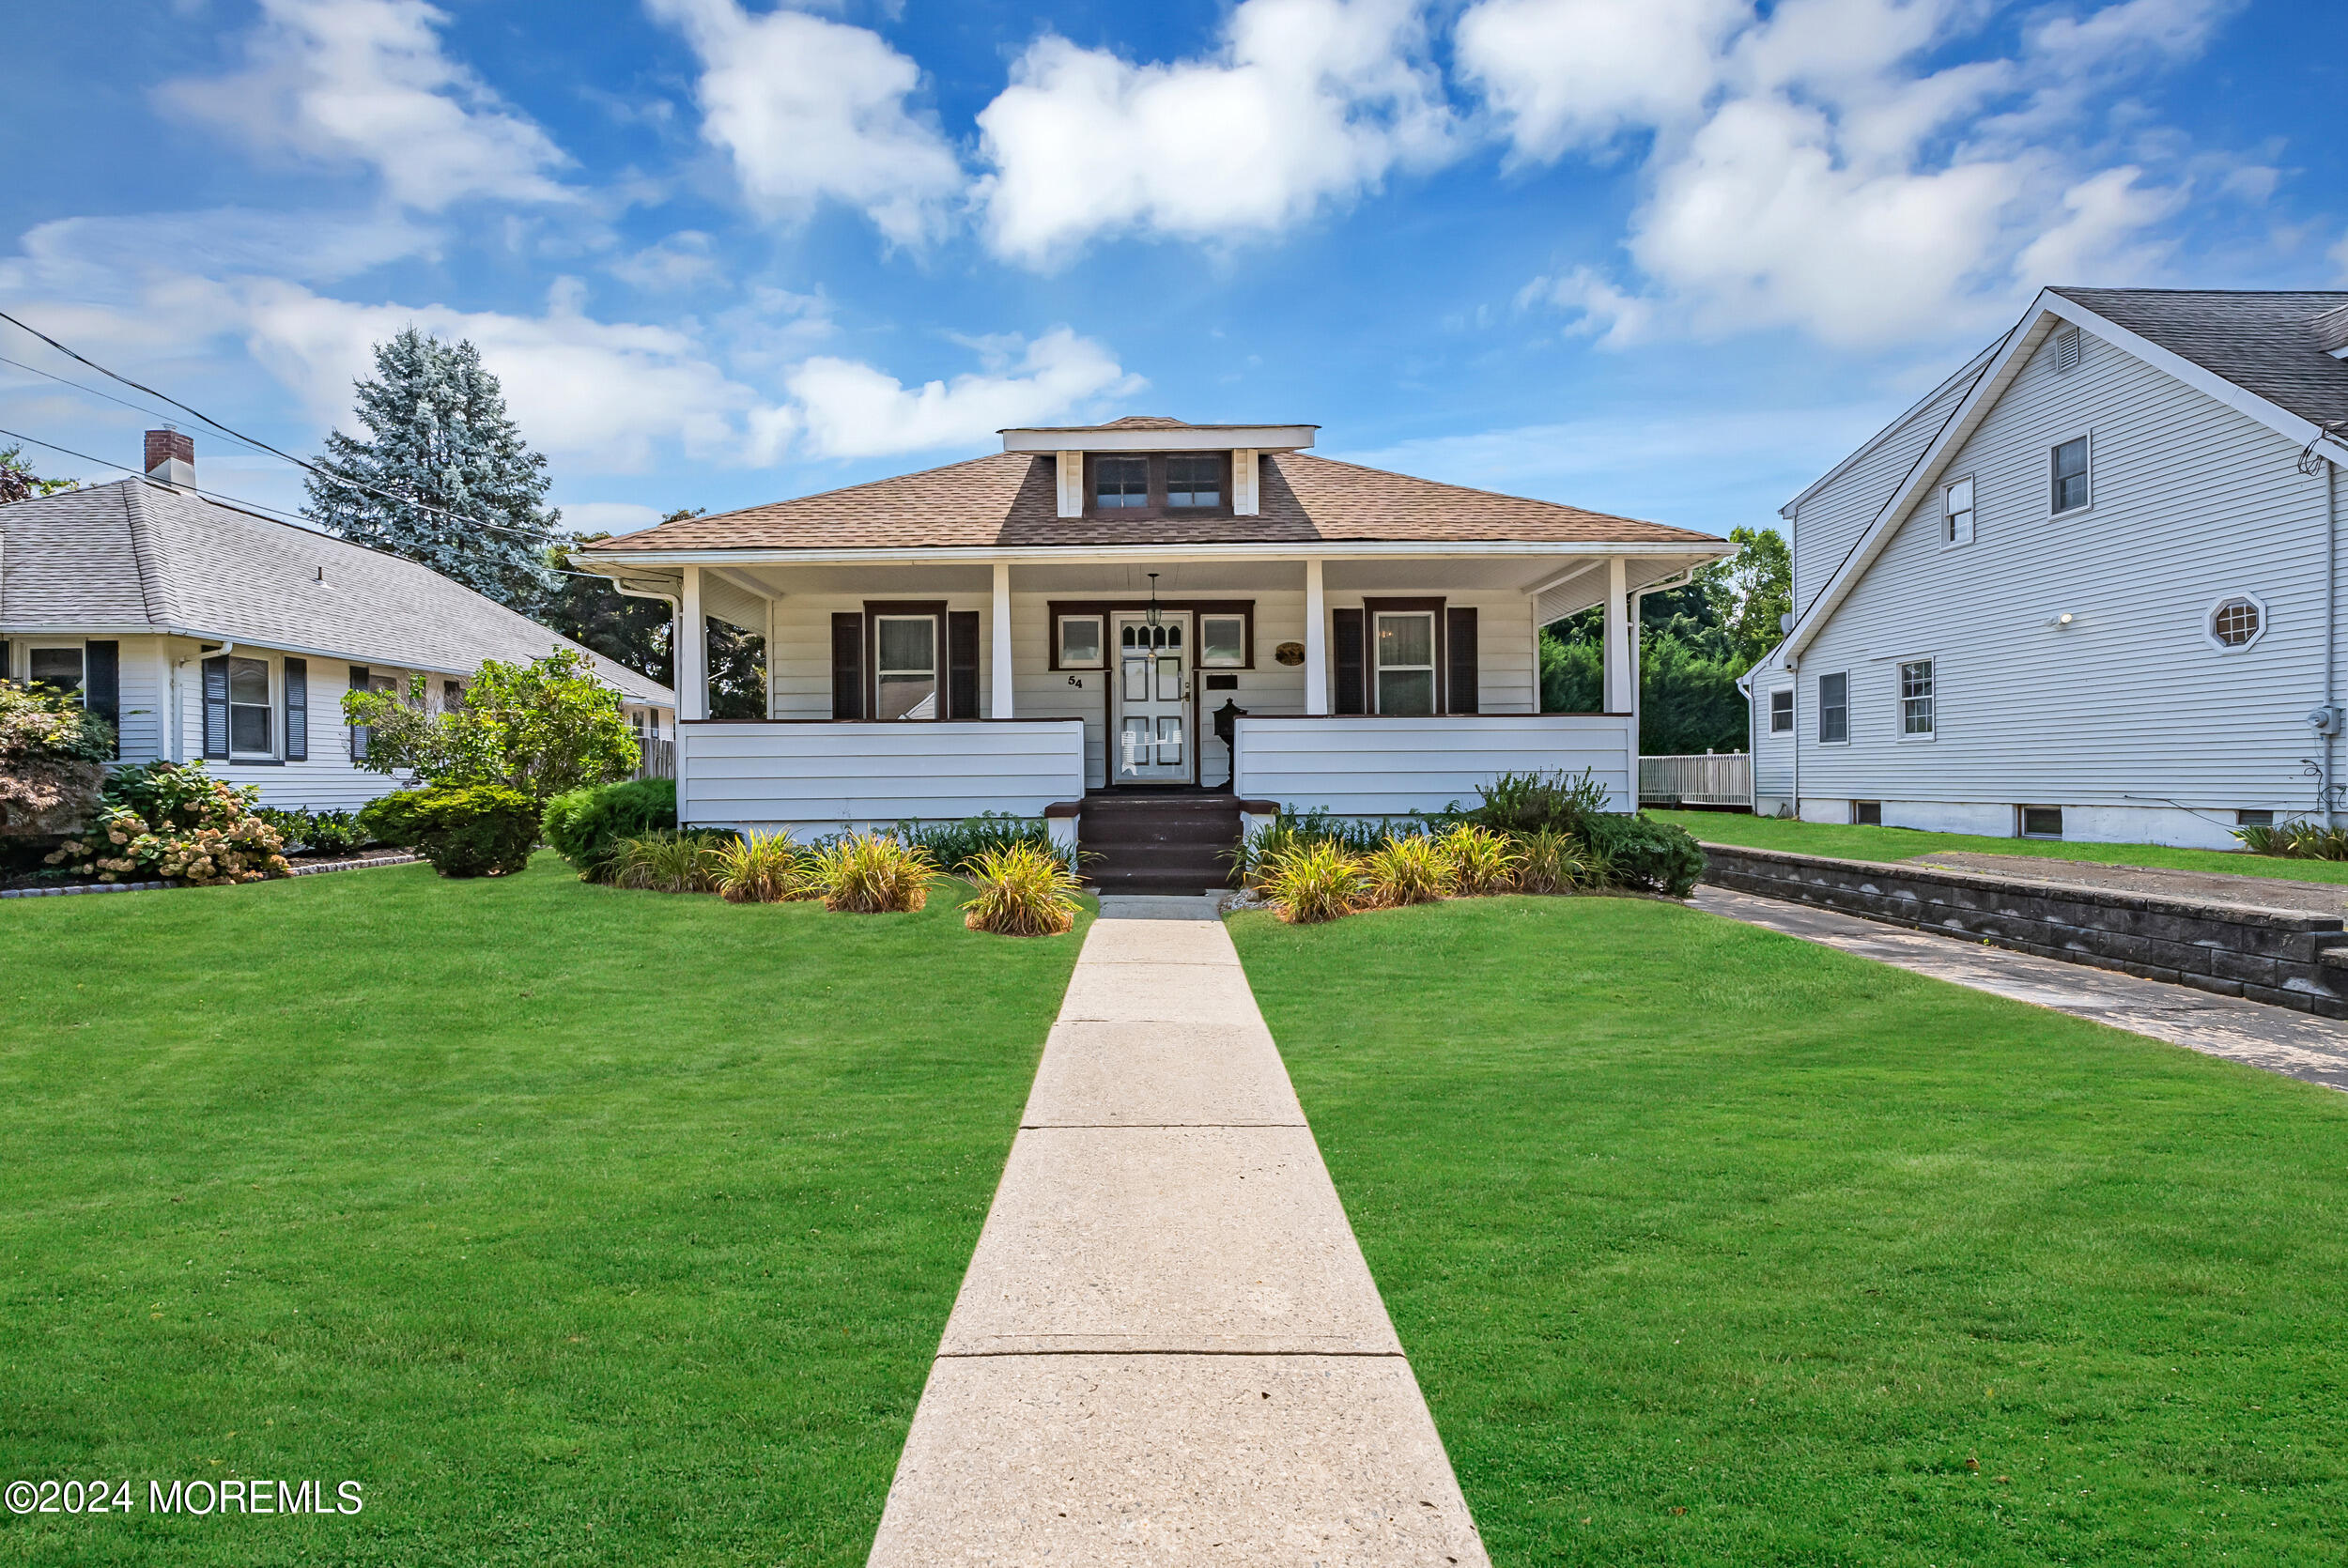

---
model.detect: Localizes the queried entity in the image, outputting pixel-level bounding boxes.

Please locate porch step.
[1078,794,1243,894]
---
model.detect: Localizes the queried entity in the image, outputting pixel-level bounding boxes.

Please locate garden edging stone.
[2,853,420,899]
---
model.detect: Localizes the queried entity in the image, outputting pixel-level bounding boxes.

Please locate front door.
[1114,611,1192,783]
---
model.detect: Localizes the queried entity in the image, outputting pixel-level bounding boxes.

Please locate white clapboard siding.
[1785,319,2330,822]
[142,636,411,812]
[680,720,1085,833]
[1232,714,1633,817]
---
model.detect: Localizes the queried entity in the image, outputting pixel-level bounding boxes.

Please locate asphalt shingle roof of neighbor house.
[0,478,674,705]
[582,429,1721,555]
[2054,287,2348,429]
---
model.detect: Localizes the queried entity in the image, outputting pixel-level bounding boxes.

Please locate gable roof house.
[1745,288,2348,849]
[1,430,675,812]
[579,417,1728,889]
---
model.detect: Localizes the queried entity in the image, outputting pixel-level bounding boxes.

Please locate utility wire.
[0,424,616,583]
[0,308,576,549]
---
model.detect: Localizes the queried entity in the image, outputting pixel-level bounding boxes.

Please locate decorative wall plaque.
[1274,640,1306,667]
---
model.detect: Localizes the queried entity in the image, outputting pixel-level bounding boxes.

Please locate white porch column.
[1602,556,1632,714]
[679,565,708,721]
[991,561,1015,718]
[1303,557,1328,715]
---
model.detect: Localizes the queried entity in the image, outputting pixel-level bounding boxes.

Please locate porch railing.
[1639,751,1751,807]
[1231,713,1636,817]
[634,736,675,781]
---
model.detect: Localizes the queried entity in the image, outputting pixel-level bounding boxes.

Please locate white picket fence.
[1639,751,1751,807]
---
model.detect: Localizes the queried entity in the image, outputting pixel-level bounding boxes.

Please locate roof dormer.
[997,416,1317,518]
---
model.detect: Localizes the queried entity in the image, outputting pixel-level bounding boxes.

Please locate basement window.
[2019,806,2063,839]
[1853,801,1882,826]
[2237,809,2274,828]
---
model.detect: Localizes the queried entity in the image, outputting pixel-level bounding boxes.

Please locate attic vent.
[2054,327,2082,374]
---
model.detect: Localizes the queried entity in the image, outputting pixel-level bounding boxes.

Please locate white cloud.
[1472,0,2240,347]
[645,0,962,246]
[786,328,1143,458]
[610,230,721,291]
[974,0,1454,268]
[2,213,1136,476]
[1458,0,1743,161]
[158,0,571,210]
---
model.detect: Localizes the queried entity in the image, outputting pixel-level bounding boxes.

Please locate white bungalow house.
[1,430,675,812]
[579,416,1728,887]
[1745,287,2348,849]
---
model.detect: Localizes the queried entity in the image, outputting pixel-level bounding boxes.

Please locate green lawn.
[1231,896,2348,1567]
[1650,807,2348,886]
[0,854,1087,1567]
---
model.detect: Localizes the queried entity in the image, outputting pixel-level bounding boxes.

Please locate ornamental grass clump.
[710,831,810,903]
[610,831,720,894]
[962,840,1084,936]
[809,833,934,914]
[1513,826,1591,895]
[1441,822,1525,897]
[1360,832,1453,908]
[1262,839,1367,925]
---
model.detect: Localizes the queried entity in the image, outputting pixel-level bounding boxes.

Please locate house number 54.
[1067,675,1084,687]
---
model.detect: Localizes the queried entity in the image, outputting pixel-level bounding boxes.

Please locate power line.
[0,423,614,583]
[0,308,568,548]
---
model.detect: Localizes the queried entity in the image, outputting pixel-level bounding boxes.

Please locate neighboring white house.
[578,416,1730,846]
[1745,287,2348,849]
[1,430,675,811]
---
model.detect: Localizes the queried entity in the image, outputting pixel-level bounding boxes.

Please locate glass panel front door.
[1114,612,1191,782]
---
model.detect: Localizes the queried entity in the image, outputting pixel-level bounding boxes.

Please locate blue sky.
[3,0,2340,541]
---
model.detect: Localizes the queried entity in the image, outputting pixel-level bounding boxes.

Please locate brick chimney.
[144,427,196,494]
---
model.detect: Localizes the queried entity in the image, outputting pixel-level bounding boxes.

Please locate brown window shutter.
[1333,608,1365,715]
[948,610,981,719]
[1444,607,1477,715]
[830,613,865,719]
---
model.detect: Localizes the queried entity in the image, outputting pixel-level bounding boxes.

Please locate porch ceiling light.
[1146,572,1163,629]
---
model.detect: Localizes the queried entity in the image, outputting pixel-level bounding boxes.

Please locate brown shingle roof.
[583,452,1718,554]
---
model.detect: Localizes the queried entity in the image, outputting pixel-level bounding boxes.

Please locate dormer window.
[1166,454,1221,508]
[1096,457,1148,509]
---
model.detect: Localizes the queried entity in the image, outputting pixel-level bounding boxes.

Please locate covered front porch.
[618,546,1705,838]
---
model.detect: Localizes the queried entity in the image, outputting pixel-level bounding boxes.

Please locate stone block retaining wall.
[1700,842,2348,1018]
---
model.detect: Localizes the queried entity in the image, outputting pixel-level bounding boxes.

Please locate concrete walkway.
[868,895,1490,1566]
[1693,885,2348,1093]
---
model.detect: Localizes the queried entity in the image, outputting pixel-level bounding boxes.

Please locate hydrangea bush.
[45,762,289,886]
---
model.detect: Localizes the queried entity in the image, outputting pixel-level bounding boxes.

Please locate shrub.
[1361,833,1453,908]
[342,648,640,800]
[1465,767,1614,838]
[1441,822,1526,896]
[0,678,114,836]
[900,812,1060,873]
[1262,839,1367,925]
[405,786,541,878]
[48,761,287,886]
[304,810,364,856]
[1581,812,1705,897]
[808,832,935,914]
[543,776,678,880]
[710,830,810,903]
[355,788,433,849]
[963,840,1084,936]
[1230,810,1420,888]
[2236,821,2348,860]
[1514,826,1590,895]
[605,831,719,893]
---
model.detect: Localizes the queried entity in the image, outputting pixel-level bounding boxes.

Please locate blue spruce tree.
[304,328,556,612]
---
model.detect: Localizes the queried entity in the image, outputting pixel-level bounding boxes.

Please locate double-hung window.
[1095,457,1148,510]
[1199,613,1246,668]
[1899,658,1934,735]
[1943,477,1974,545]
[2050,436,2090,514]
[1373,611,1437,715]
[228,656,273,757]
[1769,688,1794,733]
[1817,671,1848,743]
[1166,454,1221,508]
[28,645,84,696]
[873,615,939,720]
